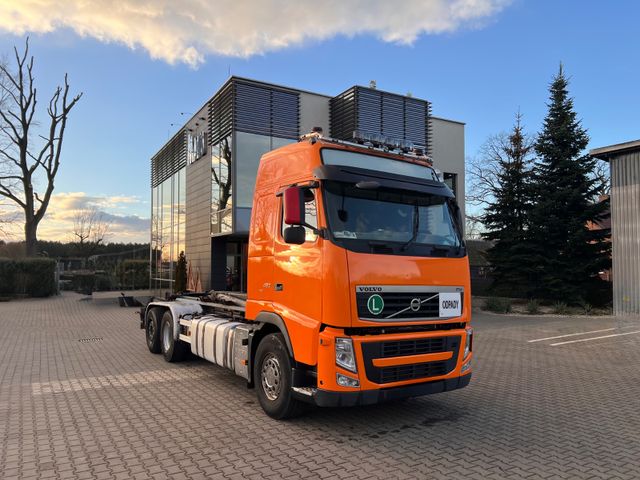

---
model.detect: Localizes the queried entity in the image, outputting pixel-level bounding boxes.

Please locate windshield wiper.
[430,245,452,256]
[400,205,419,251]
[368,241,394,254]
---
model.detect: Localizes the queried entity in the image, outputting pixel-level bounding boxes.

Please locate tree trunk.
[25,219,38,256]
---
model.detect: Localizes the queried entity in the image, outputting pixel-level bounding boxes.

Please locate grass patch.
[526,299,541,315]
[553,302,569,314]
[485,297,512,314]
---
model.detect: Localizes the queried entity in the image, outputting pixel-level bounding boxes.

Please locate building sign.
[187,131,207,165]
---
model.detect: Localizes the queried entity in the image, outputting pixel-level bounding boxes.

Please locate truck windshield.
[323,181,463,256]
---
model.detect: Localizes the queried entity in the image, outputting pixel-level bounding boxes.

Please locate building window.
[211,135,233,234]
[444,172,457,198]
[213,132,296,235]
[150,168,186,294]
[236,132,271,208]
[187,131,207,165]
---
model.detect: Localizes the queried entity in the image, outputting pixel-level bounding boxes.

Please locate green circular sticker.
[367,294,384,315]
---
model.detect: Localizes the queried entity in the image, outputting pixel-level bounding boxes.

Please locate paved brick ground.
[1,293,639,479]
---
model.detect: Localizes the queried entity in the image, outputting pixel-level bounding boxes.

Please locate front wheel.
[160,311,189,362]
[254,333,305,419]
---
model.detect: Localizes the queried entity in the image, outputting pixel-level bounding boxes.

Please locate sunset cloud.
[0,192,149,243]
[0,0,511,67]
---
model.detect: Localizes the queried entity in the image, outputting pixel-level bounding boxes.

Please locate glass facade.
[211,134,233,235]
[212,132,295,235]
[235,132,295,209]
[151,168,186,293]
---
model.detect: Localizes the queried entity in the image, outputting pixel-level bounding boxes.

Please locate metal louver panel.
[234,81,299,139]
[208,80,234,146]
[330,86,433,154]
[151,130,187,188]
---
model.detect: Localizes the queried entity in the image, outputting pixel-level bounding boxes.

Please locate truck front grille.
[380,361,448,383]
[381,337,446,357]
[355,287,463,321]
[361,335,460,384]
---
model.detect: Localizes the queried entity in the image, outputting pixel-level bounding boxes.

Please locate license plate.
[439,292,461,317]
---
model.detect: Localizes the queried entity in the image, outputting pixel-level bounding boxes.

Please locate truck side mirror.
[283,186,305,225]
[283,226,306,245]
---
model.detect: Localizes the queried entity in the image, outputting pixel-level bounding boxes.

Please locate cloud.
[0,0,511,67]
[0,192,150,243]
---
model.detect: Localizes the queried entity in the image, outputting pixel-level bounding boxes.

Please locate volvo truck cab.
[142,131,472,419]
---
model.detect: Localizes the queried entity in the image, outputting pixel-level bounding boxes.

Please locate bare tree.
[0,201,19,238]
[464,214,484,240]
[212,136,232,211]
[0,38,82,256]
[592,160,610,197]
[72,207,110,262]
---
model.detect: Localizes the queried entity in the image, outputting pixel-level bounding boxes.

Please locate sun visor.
[313,165,454,198]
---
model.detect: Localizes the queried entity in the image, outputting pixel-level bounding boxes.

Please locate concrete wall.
[610,151,640,315]
[186,153,212,291]
[431,117,466,221]
[299,92,330,136]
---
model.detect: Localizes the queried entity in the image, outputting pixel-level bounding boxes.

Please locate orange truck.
[141,130,472,418]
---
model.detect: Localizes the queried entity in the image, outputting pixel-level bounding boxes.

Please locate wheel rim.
[261,354,282,401]
[162,321,171,352]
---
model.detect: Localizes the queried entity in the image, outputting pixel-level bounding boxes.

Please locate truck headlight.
[464,326,473,359]
[335,337,357,372]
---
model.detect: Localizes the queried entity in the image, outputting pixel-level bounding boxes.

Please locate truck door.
[273,190,323,329]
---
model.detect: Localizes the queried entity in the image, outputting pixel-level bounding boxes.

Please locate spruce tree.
[482,113,535,297]
[529,65,610,303]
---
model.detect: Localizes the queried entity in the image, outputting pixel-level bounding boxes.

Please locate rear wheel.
[254,333,305,419]
[161,310,189,362]
[145,308,162,353]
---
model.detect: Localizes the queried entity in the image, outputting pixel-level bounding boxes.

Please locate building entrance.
[225,240,248,292]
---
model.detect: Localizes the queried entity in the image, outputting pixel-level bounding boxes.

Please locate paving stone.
[0,293,639,479]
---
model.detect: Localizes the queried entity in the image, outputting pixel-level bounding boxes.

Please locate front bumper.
[311,373,471,407]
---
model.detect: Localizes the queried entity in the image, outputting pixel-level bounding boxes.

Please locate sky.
[0,0,638,243]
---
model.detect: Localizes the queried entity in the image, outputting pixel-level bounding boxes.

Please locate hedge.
[0,257,57,297]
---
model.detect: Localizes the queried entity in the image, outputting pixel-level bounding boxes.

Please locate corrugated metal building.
[591,140,640,316]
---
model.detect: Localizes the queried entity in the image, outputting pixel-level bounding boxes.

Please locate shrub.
[0,257,56,297]
[579,301,593,315]
[73,272,95,295]
[95,274,114,291]
[553,302,569,314]
[0,258,18,293]
[119,260,149,290]
[526,299,541,315]
[485,296,512,314]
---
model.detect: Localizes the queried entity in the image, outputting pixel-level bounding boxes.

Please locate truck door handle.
[275,283,283,291]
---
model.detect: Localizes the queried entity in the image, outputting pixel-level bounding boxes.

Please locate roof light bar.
[298,128,435,169]
[352,130,415,153]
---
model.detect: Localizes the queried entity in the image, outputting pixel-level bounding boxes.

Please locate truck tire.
[145,308,162,354]
[254,333,305,419]
[160,310,189,362]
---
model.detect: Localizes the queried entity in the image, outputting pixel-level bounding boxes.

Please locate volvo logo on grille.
[410,298,421,312]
